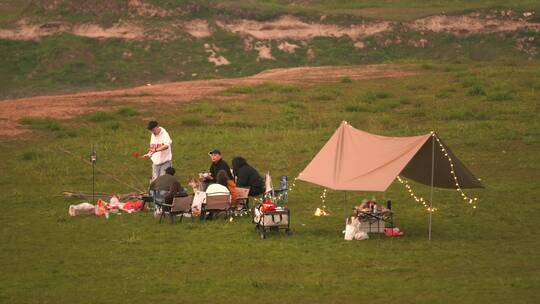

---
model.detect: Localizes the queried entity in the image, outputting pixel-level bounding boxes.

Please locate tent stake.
[429,135,435,241]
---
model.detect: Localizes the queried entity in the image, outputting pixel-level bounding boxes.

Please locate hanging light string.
[397,176,438,213]
[289,175,299,192]
[432,134,478,209]
[320,188,328,209]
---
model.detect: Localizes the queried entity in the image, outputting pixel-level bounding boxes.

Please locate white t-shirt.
[205,183,230,196]
[149,127,172,165]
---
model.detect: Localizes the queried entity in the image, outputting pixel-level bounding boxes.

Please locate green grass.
[1,61,539,303]
[18,117,61,131]
[116,106,140,117]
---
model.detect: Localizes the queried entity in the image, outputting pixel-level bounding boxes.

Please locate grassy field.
[0,60,539,303]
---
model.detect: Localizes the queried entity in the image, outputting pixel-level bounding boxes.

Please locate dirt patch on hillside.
[0,65,419,138]
[0,19,145,40]
[128,0,172,17]
[410,13,540,35]
[2,11,539,41]
[182,19,212,38]
[216,15,393,40]
[204,43,230,66]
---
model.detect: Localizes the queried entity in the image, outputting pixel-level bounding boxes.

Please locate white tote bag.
[344,217,358,241]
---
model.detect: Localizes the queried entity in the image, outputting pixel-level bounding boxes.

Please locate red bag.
[123,200,143,211]
[384,227,404,237]
[261,200,276,212]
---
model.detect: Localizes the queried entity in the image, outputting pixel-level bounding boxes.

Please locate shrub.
[486,90,513,101]
[344,104,368,112]
[116,106,140,117]
[340,77,352,83]
[375,91,392,99]
[467,85,486,96]
[108,122,121,130]
[87,111,114,122]
[222,121,255,128]
[223,85,256,95]
[19,151,39,161]
[181,118,204,126]
[18,117,61,131]
[259,82,299,93]
[461,78,480,88]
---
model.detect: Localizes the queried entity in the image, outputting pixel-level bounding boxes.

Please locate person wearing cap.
[207,149,233,181]
[144,120,173,181]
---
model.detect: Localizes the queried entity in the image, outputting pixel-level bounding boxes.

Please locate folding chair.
[273,176,288,204]
[263,173,288,205]
[202,192,231,220]
[151,190,169,209]
[158,195,194,224]
[233,187,251,216]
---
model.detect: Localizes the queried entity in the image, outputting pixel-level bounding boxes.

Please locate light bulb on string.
[397,176,435,213]
[433,135,479,209]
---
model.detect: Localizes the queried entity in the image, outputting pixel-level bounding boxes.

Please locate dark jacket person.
[232,157,264,196]
[208,149,233,180]
[149,167,185,204]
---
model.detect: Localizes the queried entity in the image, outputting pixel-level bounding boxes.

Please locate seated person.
[232,156,264,196]
[149,167,186,205]
[207,149,234,181]
[216,169,238,206]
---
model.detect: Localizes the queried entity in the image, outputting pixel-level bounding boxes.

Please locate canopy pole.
[429,134,435,241]
[344,191,348,220]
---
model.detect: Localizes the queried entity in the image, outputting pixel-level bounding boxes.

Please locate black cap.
[147,120,158,130]
[208,149,221,155]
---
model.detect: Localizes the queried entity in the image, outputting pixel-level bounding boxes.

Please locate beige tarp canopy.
[298,121,483,191]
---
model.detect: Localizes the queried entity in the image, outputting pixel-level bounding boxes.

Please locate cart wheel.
[259,231,266,239]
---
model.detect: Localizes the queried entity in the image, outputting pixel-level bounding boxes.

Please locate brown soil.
[0,65,419,138]
[0,19,145,40]
[216,15,392,41]
[1,12,538,41]
[181,19,212,38]
[410,13,540,35]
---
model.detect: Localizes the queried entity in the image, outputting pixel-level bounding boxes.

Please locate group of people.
[145,120,265,205]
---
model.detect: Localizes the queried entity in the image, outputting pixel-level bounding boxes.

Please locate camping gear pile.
[68,195,144,218]
[252,173,291,239]
[253,201,290,239]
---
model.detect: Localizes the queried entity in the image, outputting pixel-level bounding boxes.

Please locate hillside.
[1,0,539,99]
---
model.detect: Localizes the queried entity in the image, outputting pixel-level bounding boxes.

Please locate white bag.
[191,191,206,216]
[354,231,369,240]
[68,203,95,216]
[344,217,359,241]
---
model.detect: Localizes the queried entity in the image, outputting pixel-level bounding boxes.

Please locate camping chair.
[273,176,288,204]
[202,192,231,220]
[233,187,251,216]
[151,190,169,209]
[263,173,288,205]
[158,195,194,224]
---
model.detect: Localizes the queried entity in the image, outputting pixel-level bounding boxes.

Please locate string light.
[432,134,479,209]
[289,175,299,192]
[320,188,327,206]
[397,176,437,213]
[315,188,330,216]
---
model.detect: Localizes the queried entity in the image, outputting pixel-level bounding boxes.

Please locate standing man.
[144,120,173,181]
